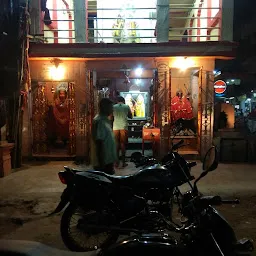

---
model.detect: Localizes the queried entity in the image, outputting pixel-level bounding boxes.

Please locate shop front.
[22,55,217,160]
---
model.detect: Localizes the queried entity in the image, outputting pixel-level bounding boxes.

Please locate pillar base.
[0,143,15,177]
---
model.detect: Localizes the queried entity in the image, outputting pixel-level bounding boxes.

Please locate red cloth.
[171,96,194,122]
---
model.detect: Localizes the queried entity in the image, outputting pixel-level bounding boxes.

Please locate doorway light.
[173,57,195,71]
[135,67,143,76]
[49,58,65,80]
[49,66,65,80]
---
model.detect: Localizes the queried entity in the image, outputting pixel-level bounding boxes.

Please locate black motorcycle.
[51,140,196,252]
[99,146,254,256]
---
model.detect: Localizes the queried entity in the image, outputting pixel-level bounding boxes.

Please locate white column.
[221,0,234,41]
[74,0,87,42]
[156,0,169,42]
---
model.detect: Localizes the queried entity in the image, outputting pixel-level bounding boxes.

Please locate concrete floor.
[0,161,256,253]
[1,160,256,197]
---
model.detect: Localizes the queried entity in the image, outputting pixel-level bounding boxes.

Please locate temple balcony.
[30,0,233,45]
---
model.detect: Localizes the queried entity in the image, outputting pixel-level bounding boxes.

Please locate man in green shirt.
[113,96,132,168]
[91,98,117,174]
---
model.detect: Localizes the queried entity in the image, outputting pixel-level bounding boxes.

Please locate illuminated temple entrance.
[23,56,219,160]
[95,66,155,155]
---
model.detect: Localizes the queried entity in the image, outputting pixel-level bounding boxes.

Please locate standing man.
[113,96,132,168]
[91,98,117,175]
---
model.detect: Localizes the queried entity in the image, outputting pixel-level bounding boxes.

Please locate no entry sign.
[214,80,227,94]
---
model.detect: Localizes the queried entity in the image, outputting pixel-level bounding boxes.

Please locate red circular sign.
[214,80,227,94]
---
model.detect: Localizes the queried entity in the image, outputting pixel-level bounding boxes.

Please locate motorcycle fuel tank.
[132,164,184,189]
[132,164,170,188]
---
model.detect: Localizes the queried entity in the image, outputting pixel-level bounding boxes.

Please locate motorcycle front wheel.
[60,203,119,252]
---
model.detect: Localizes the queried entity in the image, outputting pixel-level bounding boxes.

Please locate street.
[0,161,256,254]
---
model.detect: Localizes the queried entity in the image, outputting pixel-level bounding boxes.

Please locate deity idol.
[48,88,70,146]
[135,94,145,117]
[171,90,193,123]
[125,94,135,117]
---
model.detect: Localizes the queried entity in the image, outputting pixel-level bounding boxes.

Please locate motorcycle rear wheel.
[61,203,119,252]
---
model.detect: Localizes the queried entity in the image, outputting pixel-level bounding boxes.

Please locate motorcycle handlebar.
[199,196,240,206]
[172,139,184,151]
[221,199,240,205]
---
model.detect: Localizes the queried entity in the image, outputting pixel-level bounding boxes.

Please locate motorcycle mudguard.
[192,206,239,255]
[100,234,186,256]
[210,206,237,245]
[48,187,71,215]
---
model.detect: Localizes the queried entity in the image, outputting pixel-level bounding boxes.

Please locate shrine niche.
[170,68,199,137]
[32,81,76,156]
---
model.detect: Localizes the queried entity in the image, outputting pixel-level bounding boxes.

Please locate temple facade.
[23,0,236,160]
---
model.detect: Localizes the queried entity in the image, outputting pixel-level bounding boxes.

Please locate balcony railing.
[168,2,222,42]
[34,0,222,44]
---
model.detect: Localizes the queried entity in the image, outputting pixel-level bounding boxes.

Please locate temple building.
[23,0,236,161]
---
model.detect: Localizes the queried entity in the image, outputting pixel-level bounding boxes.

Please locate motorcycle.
[50,140,196,252]
[1,150,252,256]
[99,146,254,256]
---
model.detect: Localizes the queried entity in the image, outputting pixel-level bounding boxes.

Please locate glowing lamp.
[135,67,143,76]
[49,58,65,81]
[173,57,196,71]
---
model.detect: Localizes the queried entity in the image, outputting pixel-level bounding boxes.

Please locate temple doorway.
[31,81,76,157]
[95,68,155,156]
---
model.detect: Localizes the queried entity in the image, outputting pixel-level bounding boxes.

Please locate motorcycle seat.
[87,170,138,185]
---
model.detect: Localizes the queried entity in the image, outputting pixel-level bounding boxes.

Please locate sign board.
[214,80,227,94]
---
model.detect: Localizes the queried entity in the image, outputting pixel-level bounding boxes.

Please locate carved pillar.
[68,82,76,155]
[199,68,214,158]
[156,60,170,158]
[75,62,88,160]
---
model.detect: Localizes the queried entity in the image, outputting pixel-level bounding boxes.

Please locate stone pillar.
[156,60,170,158]
[74,0,87,42]
[156,0,170,42]
[221,0,234,41]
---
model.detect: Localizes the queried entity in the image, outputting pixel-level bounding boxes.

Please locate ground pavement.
[0,161,255,254]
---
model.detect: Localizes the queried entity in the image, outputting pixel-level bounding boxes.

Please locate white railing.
[168,2,222,42]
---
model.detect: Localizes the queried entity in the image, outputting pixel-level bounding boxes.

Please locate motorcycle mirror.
[202,146,219,172]
[193,146,218,193]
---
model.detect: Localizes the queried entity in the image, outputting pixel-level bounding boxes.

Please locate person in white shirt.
[113,96,132,168]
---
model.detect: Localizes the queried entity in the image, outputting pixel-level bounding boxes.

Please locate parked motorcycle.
[51,140,196,252]
[99,146,254,256]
